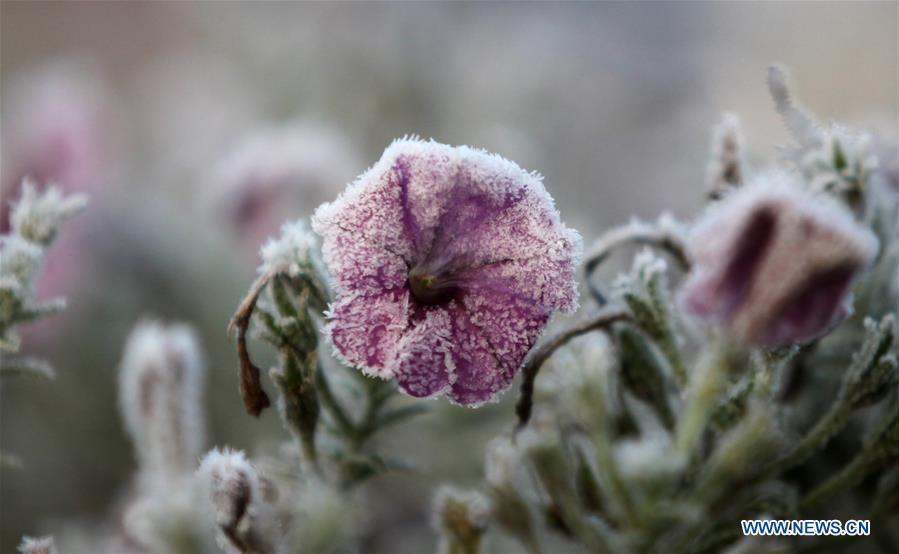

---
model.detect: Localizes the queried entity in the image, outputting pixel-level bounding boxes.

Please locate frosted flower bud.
[17,536,57,554]
[197,448,274,554]
[681,171,878,347]
[9,179,87,246]
[313,138,581,406]
[118,320,206,482]
[432,485,491,554]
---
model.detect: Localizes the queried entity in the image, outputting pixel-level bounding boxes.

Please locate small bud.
[197,448,274,554]
[432,485,491,554]
[118,319,206,483]
[17,536,57,554]
[706,113,746,200]
[681,171,878,347]
[10,179,87,246]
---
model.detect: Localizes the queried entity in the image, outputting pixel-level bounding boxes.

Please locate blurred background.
[1,2,896,552]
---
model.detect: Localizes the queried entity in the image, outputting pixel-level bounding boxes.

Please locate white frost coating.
[118,320,206,483]
[197,447,260,527]
[258,220,317,276]
[10,178,87,246]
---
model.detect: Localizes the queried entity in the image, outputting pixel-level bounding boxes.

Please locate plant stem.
[315,363,356,438]
[515,307,630,427]
[800,455,872,510]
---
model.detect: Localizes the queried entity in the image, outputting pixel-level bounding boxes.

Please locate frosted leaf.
[10,179,87,246]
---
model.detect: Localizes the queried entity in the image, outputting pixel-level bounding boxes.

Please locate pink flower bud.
[681,172,878,347]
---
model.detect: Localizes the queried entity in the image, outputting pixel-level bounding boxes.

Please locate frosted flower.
[118,320,206,483]
[681,171,878,347]
[313,138,581,406]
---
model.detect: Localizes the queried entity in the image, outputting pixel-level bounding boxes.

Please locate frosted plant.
[312,138,581,405]
[118,320,206,483]
[432,67,899,553]
[1,180,86,363]
[117,319,214,552]
[16,64,899,554]
[0,179,85,468]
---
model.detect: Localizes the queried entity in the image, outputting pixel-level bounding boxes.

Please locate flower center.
[408,266,458,305]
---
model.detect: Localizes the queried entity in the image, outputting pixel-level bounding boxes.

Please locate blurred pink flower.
[313,138,580,406]
[681,172,878,347]
[2,64,109,220]
[209,122,361,253]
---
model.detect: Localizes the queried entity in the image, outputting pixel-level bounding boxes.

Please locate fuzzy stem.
[676,340,730,457]
[766,402,852,478]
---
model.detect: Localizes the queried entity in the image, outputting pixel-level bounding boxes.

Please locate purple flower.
[312,139,580,406]
[680,172,878,347]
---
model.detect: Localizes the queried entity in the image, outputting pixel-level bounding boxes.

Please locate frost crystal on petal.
[680,171,879,347]
[313,138,581,406]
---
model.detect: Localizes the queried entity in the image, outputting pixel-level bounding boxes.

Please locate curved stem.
[800,455,872,510]
[765,403,852,478]
[583,223,691,305]
[515,307,630,427]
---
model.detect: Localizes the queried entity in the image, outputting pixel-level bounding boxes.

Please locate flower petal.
[392,308,455,398]
[327,288,410,377]
[446,303,515,407]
